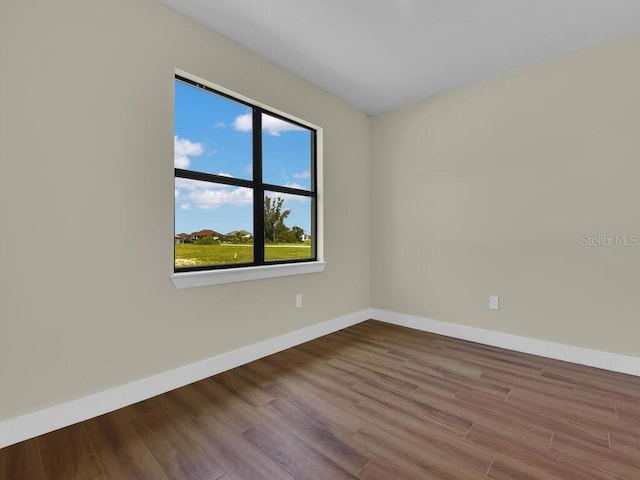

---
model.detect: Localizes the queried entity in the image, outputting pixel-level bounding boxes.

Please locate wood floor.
[2,320,640,480]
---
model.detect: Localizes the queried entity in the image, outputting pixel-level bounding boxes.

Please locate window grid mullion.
[252,108,265,265]
[174,169,255,190]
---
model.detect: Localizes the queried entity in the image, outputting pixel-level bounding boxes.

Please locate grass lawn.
[175,243,312,267]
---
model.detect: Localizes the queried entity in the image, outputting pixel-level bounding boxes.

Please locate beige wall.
[372,33,640,356]
[2,0,639,426]
[0,0,371,421]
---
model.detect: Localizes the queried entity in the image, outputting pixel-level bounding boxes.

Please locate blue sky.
[174,79,312,235]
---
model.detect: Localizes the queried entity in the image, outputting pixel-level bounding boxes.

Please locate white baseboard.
[0,309,370,449]
[4,307,640,449]
[371,308,640,377]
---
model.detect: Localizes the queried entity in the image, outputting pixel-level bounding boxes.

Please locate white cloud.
[175,177,197,191]
[190,185,252,209]
[175,177,252,209]
[233,113,305,136]
[174,136,203,169]
[233,113,252,132]
[292,171,311,179]
[263,116,304,136]
[269,184,310,204]
[180,203,191,210]
[214,122,226,128]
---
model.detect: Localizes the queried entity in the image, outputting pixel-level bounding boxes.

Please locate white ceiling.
[160,0,640,115]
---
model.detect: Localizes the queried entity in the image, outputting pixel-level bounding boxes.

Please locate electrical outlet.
[489,296,500,310]
[296,294,303,309]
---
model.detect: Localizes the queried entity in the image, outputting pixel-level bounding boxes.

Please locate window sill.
[171,261,327,288]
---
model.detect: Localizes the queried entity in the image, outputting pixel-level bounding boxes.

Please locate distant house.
[227,230,253,240]
[174,233,191,244]
[191,229,222,241]
[299,232,310,242]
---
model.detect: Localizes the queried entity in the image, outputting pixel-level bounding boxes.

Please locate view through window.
[174,75,317,271]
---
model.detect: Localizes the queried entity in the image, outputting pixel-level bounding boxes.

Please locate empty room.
[1,0,640,479]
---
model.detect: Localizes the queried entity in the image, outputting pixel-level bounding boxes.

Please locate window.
[172,72,324,287]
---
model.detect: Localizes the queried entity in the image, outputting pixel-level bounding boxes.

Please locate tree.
[194,236,220,245]
[264,196,291,243]
[291,226,305,242]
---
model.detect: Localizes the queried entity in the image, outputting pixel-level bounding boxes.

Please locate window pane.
[262,113,313,190]
[175,178,253,267]
[264,191,313,262]
[175,79,253,180]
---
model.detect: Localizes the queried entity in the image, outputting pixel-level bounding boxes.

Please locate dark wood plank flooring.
[2,320,640,479]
